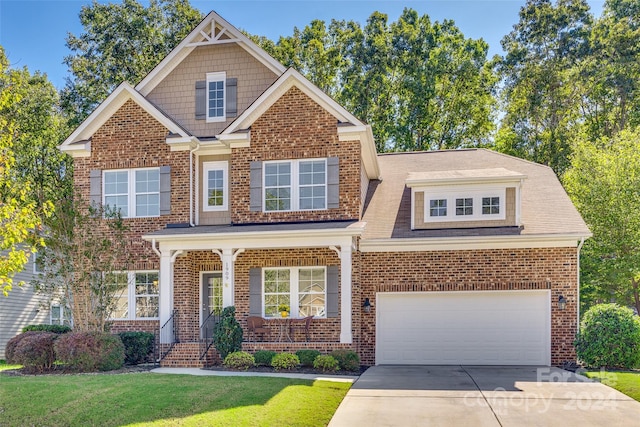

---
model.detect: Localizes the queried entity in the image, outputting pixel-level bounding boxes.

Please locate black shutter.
[226,78,237,118]
[249,268,262,316]
[195,80,206,120]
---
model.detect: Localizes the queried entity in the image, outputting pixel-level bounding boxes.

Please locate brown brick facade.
[230,87,362,223]
[73,99,190,267]
[359,247,579,366]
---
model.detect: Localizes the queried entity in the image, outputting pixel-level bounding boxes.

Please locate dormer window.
[406,168,526,230]
[206,72,226,122]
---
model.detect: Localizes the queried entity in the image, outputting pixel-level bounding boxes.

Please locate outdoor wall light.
[558,295,567,311]
[362,298,372,313]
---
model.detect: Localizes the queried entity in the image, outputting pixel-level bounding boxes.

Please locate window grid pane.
[207,169,225,207]
[298,268,326,317]
[135,170,160,217]
[455,198,473,216]
[482,197,500,215]
[208,80,225,118]
[264,162,291,211]
[104,171,129,216]
[135,272,159,318]
[264,269,291,317]
[429,199,447,217]
[109,273,129,319]
[299,160,326,210]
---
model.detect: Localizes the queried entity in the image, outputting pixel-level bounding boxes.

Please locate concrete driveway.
[329,365,640,427]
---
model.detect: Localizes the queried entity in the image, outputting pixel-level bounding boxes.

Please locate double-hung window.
[263,267,326,318]
[264,159,327,212]
[206,71,226,122]
[110,271,159,320]
[203,161,228,211]
[103,168,159,218]
[424,188,505,222]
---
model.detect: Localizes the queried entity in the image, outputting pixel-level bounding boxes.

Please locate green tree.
[563,128,640,314]
[0,46,51,296]
[61,0,202,125]
[497,0,592,175]
[579,0,640,139]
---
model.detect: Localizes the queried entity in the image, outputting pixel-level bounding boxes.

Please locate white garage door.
[376,290,550,365]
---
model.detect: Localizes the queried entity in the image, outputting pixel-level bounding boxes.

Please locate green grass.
[0,360,21,371]
[586,371,640,401]
[0,372,350,426]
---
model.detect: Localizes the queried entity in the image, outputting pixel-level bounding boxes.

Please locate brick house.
[60,12,590,367]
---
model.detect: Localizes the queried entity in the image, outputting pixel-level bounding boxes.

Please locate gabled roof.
[361,149,591,245]
[221,67,381,179]
[136,11,286,96]
[59,82,191,156]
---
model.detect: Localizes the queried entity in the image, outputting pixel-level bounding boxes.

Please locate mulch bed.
[203,364,365,376]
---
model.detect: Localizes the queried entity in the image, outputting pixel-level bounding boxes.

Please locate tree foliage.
[253,8,497,152]
[0,46,52,296]
[61,0,202,125]
[563,128,640,313]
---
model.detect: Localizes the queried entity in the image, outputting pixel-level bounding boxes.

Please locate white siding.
[0,256,50,359]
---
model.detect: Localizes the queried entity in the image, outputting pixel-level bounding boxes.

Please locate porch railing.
[158,309,178,362]
[200,310,221,360]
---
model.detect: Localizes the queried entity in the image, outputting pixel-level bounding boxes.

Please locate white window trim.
[261,267,327,319]
[33,252,43,274]
[202,161,228,211]
[263,158,327,212]
[103,167,160,218]
[206,71,226,123]
[110,271,159,321]
[423,188,506,222]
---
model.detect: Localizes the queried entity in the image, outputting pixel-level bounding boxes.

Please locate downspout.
[576,237,585,332]
[189,143,201,227]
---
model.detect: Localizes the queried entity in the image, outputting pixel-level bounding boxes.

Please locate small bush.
[254,350,277,366]
[223,351,255,370]
[313,355,339,372]
[5,331,43,364]
[271,352,300,371]
[331,349,360,371]
[213,306,243,359]
[296,349,321,367]
[10,332,56,372]
[119,332,154,365]
[22,324,71,334]
[575,303,640,369]
[55,332,125,372]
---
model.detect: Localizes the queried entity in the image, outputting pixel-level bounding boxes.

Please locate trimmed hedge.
[22,324,72,334]
[295,349,320,367]
[254,350,277,366]
[330,349,360,371]
[313,355,339,372]
[5,331,43,364]
[271,352,299,371]
[8,332,56,372]
[119,332,154,365]
[575,303,640,369]
[55,332,124,372]
[223,351,255,370]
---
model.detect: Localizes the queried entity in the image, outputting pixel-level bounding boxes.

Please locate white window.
[206,71,226,122]
[103,168,159,218]
[33,252,44,274]
[264,159,327,212]
[263,267,326,318]
[203,161,228,211]
[423,188,505,222]
[110,271,159,320]
[50,304,71,326]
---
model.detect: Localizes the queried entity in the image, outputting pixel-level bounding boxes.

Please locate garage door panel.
[376,291,550,365]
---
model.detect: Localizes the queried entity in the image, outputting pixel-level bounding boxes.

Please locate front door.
[201,273,223,339]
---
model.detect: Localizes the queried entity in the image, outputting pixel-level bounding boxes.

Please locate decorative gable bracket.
[186,18,239,47]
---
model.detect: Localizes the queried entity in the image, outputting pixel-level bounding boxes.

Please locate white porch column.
[159,250,173,344]
[340,244,353,344]
[221,249,234,307]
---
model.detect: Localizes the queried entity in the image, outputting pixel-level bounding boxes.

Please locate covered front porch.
[143,221,364,367]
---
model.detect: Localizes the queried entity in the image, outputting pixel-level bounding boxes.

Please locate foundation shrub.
[253,350,277,366]
[295,349,321,367]
[22,325,72,334]
[55,331,124,372]
[271,352,300,371]
[223,351,255,370]
[9,332,56,372]
[330,349,360,371]
[313,355,339,372]
[118,332,154,365]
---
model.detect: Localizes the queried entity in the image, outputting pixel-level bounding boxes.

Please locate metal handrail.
[199,310,220,361]
[158,309,177,362]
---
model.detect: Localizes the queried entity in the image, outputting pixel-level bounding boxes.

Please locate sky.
[0,0,605,89]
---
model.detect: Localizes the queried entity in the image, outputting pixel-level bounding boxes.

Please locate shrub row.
[22,324,72,334]
[6,330,155,372]
[223,349,360,373]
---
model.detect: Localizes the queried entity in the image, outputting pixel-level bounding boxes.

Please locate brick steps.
[159,342,218,368]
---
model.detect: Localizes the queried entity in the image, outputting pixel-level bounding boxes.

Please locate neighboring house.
[59,12,591,367]
[0,254,63,359]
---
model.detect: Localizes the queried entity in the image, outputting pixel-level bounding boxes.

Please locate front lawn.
[0,360,21,371]
[0,372,350,426]
[586,371,640,401]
